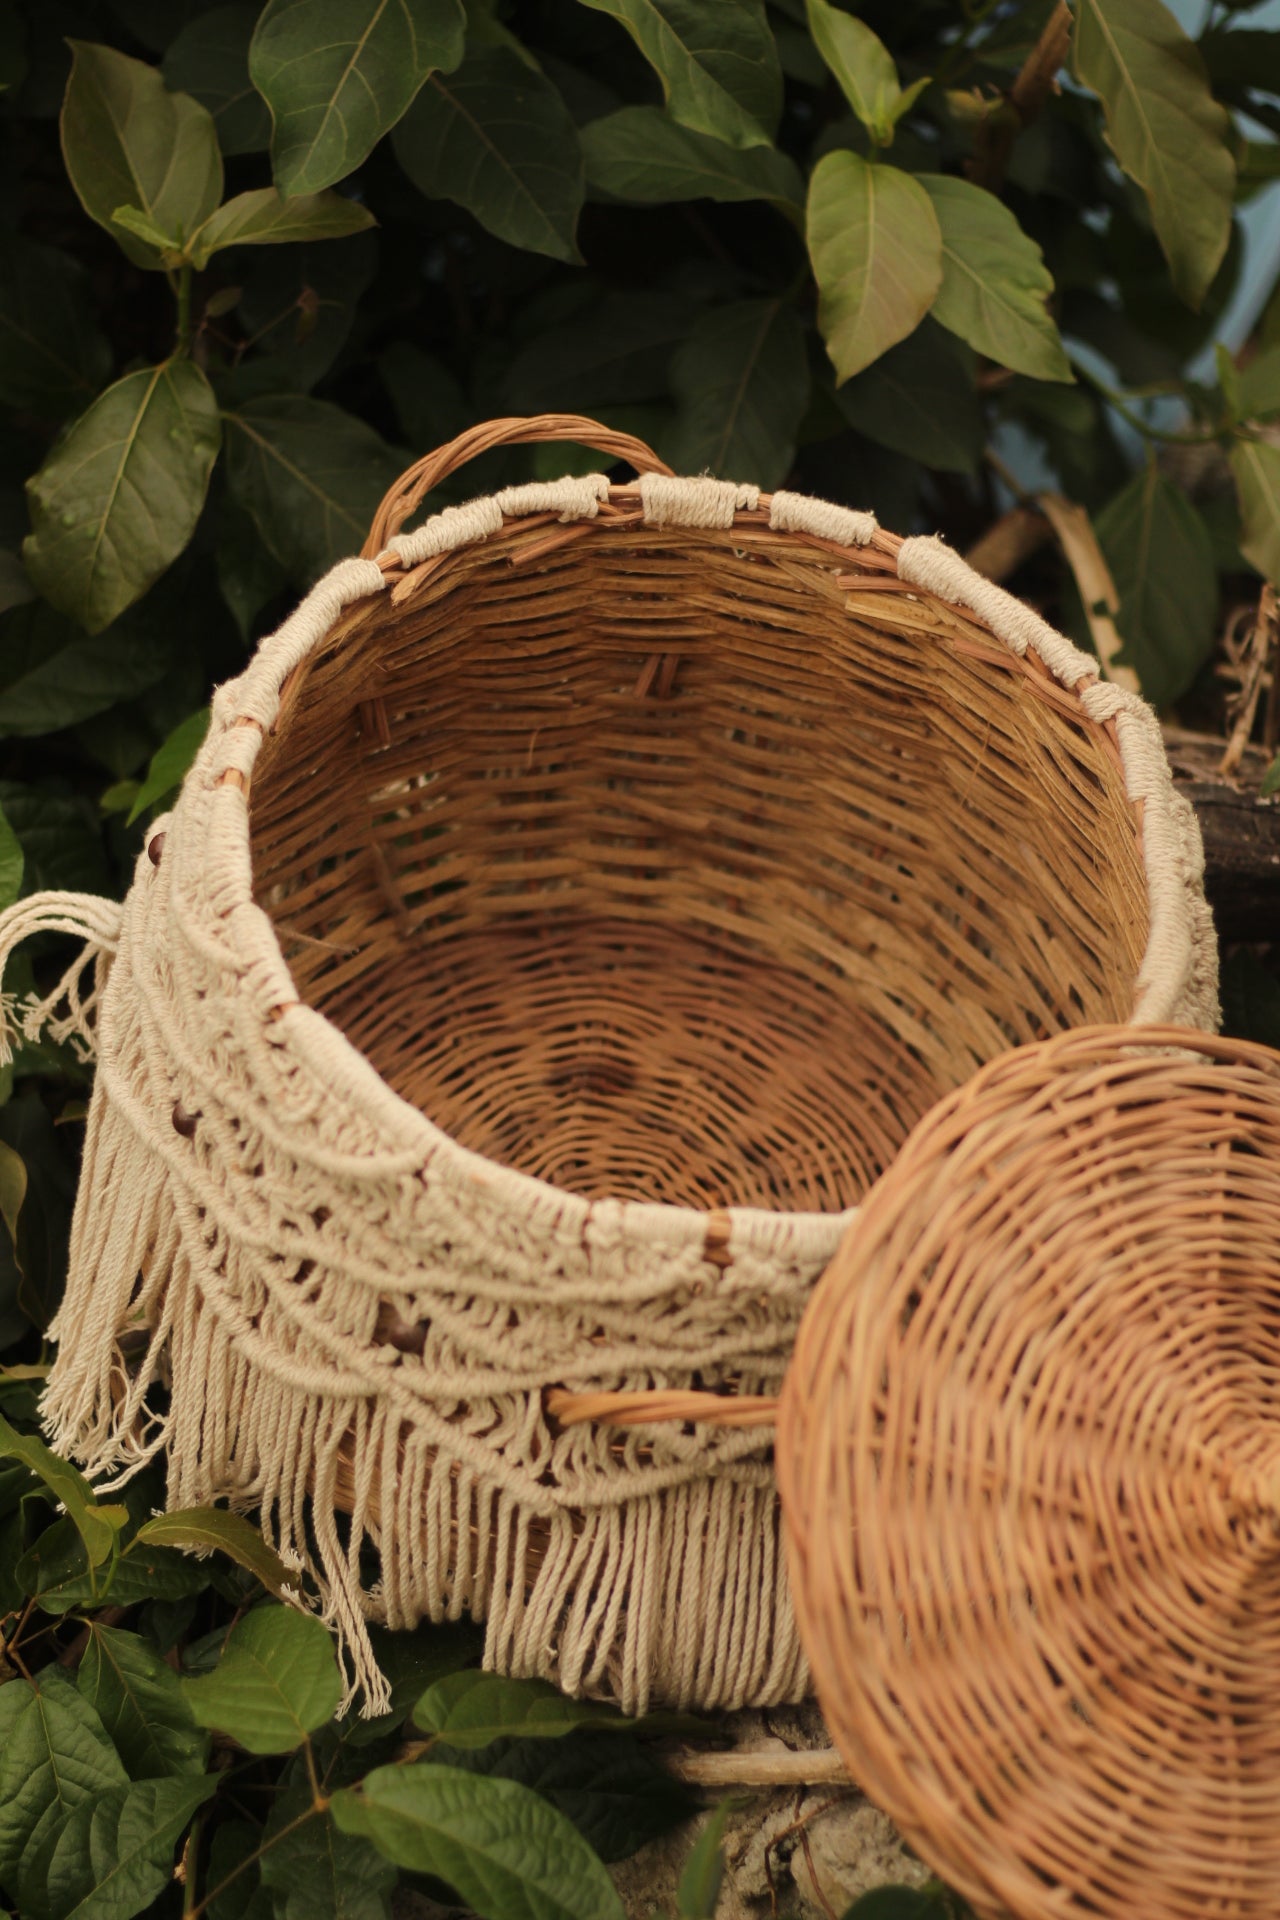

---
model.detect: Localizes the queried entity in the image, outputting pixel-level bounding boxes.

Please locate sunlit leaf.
[808,152,942,382]
[806,0,902,141]
[575,0,781,148]
[189,188,375,269]
[1072,0,1235,308]
[1230,436,1280,581]
[918,173,1072,381]
[60,42,222,271]
[133,1505,293,1597]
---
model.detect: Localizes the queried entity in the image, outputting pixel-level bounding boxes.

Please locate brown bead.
[147,832,166,867]
[171,1100,201,1138]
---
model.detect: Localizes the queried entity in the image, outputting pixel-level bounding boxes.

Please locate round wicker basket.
[774,1025,1280,1920]
[0,415,1217,1714]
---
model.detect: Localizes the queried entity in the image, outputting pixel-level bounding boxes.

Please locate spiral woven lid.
[776,1025,1280,1920]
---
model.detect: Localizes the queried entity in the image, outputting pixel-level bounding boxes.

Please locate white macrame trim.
[4,474,1216,1721]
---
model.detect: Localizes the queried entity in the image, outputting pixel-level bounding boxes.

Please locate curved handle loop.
[363,413,675,557]
[547,1387,780,1430]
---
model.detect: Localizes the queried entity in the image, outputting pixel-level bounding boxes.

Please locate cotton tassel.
[0,890,123,1066]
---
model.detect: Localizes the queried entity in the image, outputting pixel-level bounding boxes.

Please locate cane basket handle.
[548,1387,780,1430]
[363,413,675,556]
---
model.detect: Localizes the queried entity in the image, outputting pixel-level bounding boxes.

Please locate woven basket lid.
[776,1024,1280,1920]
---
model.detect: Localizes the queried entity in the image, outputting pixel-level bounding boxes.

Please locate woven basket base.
[329,915,942,1210]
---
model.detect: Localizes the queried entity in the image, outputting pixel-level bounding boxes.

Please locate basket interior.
[247,517,1149,1213]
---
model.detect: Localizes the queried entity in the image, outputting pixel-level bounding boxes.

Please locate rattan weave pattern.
[776,1025,1280,1920]
[0,416,1219,1715]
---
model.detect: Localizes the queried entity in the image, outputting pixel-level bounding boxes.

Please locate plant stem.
[176,264,193,357]
[1069,356,1223,446]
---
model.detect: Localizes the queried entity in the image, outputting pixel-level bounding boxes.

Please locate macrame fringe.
[0,891,124,1067]
[44,1076,807,1717]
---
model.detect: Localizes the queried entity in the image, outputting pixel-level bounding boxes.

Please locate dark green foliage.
[2,4,1280,1916]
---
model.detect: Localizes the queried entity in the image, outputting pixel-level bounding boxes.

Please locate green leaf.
[1230,436,1280,581]
[841,1887,955,1918]
[502,290,698,412]
[806,0,903,143]
[17,1772,218,1920]
[581,106,802,207]
[664,299,808,487]
[125,710,210,824]
[0,802,23,909]
[808,152,943,382]
[917,173,1072,382]
[1071,0,1235,309]
[227,230,378,395]
[431,1733,695,1864]
[1094,464,1217,705]
[835,320,983,472]
[0,784,111,898]
[78,1626,210,1782]
[188,188,376,270]
[1264,753,1280,798]
[1221,947,1280,1048]
[133,1504,293,1597]
[32,1541,212,1615]
[0,598,170,739]
[250,0,466,196]
[0,1671,129,1891]
[330,1763,626,1920]
[24,360,222,635]
[1234,343,1280,420]
[205,1820,274,1920]
[0,1146,23,1269]
[0,239,111,420]
[677,1801,732,1920]
[258,1783,396,1920]
[393,48,584,264]
[575,0,781,149]
[222,393,401,586]
[60,42,222,271]
[182,1607,342,1753]
[0,1410,126,1568]
[162,5,271,156]
[108,206,181,258]
[346,1621,484,1743]
[412,1673,643,1749]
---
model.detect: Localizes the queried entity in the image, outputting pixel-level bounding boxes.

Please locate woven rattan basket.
[0,415,1217,1713]
[775,1024,1280,1920]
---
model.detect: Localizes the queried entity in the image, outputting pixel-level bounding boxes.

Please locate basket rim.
[169,465,1214,1241]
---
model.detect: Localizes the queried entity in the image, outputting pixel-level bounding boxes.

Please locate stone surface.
[613,1702,929,1920]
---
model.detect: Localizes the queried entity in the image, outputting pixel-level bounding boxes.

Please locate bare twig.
[1035,492,1141,694]
[968,1,1072,191]
[660,1748,852,1787]
[966,506,1052,584]
[1220,584,1279,776]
